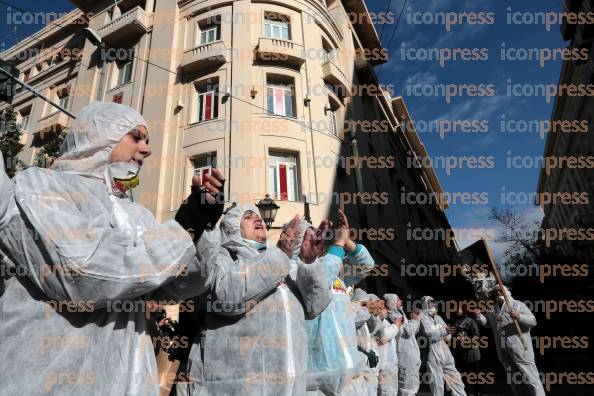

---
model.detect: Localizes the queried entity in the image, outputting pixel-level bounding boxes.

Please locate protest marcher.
[453,303,482,396]
[383,293,422,396]
[183,205,331,396]
[0,102,224,395]
[304,210,376,396]
[349,288,379,396]
[363,294,387,396]
[475,285,545,396]
[373,294,402,396]
[419,296,467,396]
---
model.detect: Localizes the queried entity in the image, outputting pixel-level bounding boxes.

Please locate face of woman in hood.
[108,125,151,167]
[240,210,267,243]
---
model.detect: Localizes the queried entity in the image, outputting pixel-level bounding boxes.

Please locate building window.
[200,24,220,44]
[268,151,298,201]
[112,56,133,88]
[329,106,338,136]
[322,39,334,62]
[195,80,219,122]
[22,69,30,82]
[192,152,217,182]
[264,13,290,40]
[18,109,31,131]
[58,92,70,110]
[267,76,295,117]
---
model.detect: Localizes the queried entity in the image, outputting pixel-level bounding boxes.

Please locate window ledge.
[186,118,221,128]
[261,113,299,121]
[107,80,133,93]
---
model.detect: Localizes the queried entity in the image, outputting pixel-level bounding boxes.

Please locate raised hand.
[193,168,225,204]
[278,215,300,258]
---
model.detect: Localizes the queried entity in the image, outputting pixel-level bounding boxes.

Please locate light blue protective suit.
[185,206,331,396]
[0,102,214,396]
[305,244,375,395]
[477,288,545,396]
[419,296,466,396]
[383,294,421,396]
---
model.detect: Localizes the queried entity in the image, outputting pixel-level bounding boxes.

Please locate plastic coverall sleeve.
[420,313,448,343]
[0,167,206,308]
[295,259,332,319]
[151,228,220,301]
[320,249,343,284]
[514,301,537,328]
[354,305,371,328]
[401,318,420,338]
[377,319,401,345]
[0,152,17,229]
[367,314,383,336]
[210,245,291,315]
[342,244,375,287]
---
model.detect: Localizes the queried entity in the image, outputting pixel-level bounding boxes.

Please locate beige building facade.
[2,0,464,294]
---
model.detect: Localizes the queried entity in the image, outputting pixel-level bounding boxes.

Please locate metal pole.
[0,67,76,119]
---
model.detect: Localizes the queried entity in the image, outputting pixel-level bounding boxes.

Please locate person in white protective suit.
[418,296,467,396]
[383,293,422,396]
[304,209,377,396]
[183,206,331,396]
[358,293,387,395]
[372,294,402,396]
[474,285,545,396]
[0,102,225,396]
[350,288,379,396]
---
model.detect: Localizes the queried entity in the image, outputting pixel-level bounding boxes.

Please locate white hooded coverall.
[477,289,545,396]
[0,102,214,395]
[418,296,467,396]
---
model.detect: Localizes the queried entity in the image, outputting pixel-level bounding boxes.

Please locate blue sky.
[364,0,565,258]
[1,0,567,260]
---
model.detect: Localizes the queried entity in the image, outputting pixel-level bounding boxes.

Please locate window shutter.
[204,93,212,120]
[274,88,284,116]
[279,163,288,200]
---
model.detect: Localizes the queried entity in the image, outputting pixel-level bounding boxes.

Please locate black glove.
[175,182,224,241]
[358,346,379,368]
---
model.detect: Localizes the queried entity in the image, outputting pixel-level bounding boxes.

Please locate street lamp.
[256,194,280,230]
[302,194,311,223]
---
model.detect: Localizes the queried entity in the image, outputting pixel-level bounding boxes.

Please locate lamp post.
[256,194,280,230]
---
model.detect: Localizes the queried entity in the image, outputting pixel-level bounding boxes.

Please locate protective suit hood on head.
[352,288,369,302]
[367,293,379,301]
[383,293,399,310]
[494,285,513,304]
[51,102,147,182]
[221,204,268,250]
[421,296,436,315]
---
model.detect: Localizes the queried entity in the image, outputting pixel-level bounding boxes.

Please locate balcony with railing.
[180,41,228,73]
[321,60,349,92]
[255,38,306,67]
[98,6,151,43]
[37,111,69,136]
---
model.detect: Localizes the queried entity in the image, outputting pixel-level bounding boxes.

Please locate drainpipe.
[349,126,366,227]
[349,133,364,195]
[96,56,106,101]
